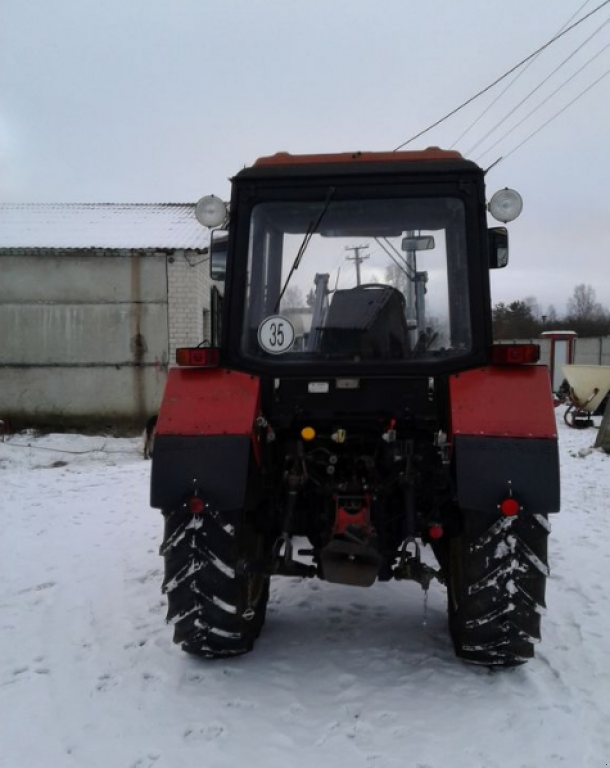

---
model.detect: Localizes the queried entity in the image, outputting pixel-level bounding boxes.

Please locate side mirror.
[401,235,435,252]
[210,230,229,282]
[488,226,508,269]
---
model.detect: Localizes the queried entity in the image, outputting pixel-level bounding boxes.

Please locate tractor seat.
[320,284,411,360]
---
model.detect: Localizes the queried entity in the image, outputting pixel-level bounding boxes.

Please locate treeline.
[493,284,610,339]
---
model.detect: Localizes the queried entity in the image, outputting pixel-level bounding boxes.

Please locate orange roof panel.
[253,147,464,167]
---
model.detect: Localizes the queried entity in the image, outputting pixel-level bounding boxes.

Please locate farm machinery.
[560,364,610,428]
[150,149,560,666]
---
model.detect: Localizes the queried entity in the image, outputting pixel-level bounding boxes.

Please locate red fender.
[150,369,262,510]
[449,366,560,514]
[157,367,261,441]
[449,366,557,439]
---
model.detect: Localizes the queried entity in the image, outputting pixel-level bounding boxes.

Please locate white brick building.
[0,203,219,426]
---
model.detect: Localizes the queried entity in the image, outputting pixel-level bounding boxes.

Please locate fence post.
[595,396,610,453]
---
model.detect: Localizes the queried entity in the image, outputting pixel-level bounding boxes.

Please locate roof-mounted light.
[195,195,228,228]
[488,188,523,223]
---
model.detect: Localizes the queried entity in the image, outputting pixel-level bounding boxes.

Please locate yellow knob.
[301,426,316,441]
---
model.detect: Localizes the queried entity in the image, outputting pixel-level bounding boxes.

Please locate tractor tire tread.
[160,506,269,658]
[450,512,549,667]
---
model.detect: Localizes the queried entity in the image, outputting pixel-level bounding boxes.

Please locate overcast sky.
[1,0,609,314]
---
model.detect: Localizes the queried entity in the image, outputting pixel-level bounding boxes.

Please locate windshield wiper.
[275,187,335,313]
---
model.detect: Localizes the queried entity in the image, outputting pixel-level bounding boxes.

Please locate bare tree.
[385,264,410,294]
[567,284,604,321]
[546,304,558,324]
[282,286,305,308]
[565,284,610,336]
[524,295,540,320]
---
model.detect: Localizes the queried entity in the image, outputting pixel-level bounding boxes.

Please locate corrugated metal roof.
[0,203,210,250]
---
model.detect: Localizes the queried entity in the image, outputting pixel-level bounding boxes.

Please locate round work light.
[195,195,228,228]
[488,188,523,223]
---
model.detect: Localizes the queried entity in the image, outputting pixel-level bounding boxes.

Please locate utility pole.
[345,245,369,287]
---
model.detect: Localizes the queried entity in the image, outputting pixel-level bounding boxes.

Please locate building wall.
[0,250,169,427]
[166,250,218,360]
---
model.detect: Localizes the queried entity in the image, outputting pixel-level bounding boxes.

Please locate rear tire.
[160,505,269,658]
[448,511,550,666]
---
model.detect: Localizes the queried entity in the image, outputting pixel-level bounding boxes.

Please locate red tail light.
[499,497,520,517]
[428,524,444,540]
[188,496,205,514]
[176,347,220,367]
[492,343,540,365]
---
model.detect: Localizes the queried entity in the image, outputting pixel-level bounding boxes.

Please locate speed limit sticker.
[258,315,295,355]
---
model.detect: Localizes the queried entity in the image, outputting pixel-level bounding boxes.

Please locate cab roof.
[235,147,481,180]
[253,147,464,167]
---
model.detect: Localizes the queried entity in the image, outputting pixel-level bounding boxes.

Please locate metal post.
[403,231,418,347]
[307,273,330,351]
[594,395,610,453]
[415,271,428,331]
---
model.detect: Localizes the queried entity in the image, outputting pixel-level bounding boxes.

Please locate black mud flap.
[150,434,258,510]
[455,435,560,514]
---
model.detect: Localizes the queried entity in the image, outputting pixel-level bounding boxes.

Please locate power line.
[373,238,414,282]
[487,64,610,169]
[475,37,610,162]
[467,14,610,157]
[450,0,594,149]
[382,237,416,277]
[393,0,610,151]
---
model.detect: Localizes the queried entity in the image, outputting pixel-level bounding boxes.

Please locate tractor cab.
[203,149,515,378]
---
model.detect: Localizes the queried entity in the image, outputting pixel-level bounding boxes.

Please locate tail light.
[492,344,540,365]
[188,496,206,514]
[499,497,520,517]
[428,524,444,540]
[175,347,220,367]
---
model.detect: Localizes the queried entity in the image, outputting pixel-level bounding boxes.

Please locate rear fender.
[449,366,560,513]
[150,368,261,510]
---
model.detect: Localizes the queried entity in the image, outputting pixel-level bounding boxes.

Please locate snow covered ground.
[1,412,609,768]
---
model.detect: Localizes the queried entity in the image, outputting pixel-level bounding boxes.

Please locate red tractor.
[151,149,559,666]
